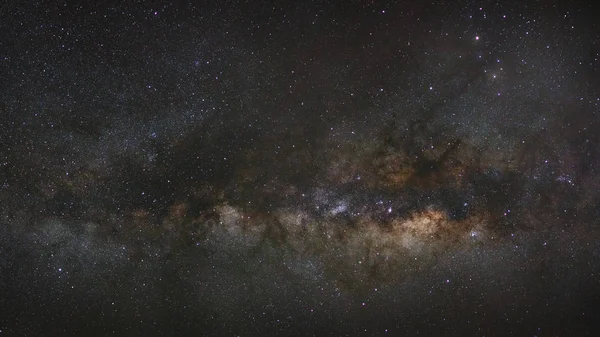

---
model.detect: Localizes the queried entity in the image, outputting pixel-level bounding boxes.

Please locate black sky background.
[1,0,600,336]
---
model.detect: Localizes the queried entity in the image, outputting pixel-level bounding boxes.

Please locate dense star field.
[1,0,599,335]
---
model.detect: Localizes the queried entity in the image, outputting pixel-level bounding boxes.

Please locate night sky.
[1,0,600,336]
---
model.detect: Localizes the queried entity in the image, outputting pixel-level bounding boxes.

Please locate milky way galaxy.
[1,1,600,336]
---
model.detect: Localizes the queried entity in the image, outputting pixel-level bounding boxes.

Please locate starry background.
[1,0,599,336]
